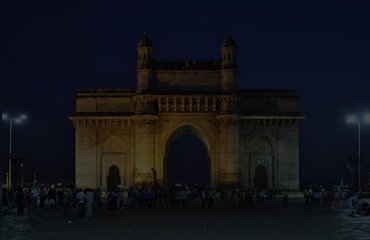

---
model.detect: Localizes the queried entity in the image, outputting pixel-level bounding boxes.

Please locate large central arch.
[163,125,211,187]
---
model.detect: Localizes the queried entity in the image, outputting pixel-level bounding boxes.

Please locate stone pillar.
[277,126,299,190]
[166,98,169,112]
[217,115,240,187]
[133,116,158,187]
[205,97,208,112]
[75,126,97,189]
[212,97,216,112]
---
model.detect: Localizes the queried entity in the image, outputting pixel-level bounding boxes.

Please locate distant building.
[70,33,304,190]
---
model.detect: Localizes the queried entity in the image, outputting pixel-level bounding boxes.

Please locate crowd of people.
[302,185,350,208]
[302,185,370,217]
[1,183,369,223]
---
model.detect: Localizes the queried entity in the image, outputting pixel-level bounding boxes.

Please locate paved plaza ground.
[1,198,370,240]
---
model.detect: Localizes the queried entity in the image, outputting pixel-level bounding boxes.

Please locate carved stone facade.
[70,33,304,190]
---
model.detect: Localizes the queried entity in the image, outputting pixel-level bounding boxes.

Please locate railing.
[157,96,218,113]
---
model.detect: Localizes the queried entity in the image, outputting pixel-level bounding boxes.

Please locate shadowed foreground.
[1,198,369,240]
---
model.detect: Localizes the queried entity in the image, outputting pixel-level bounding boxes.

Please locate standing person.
[94,189,102,209]
[128,188,136,209]
[257,189,266,207]
[157,188,163,205]
[170,187,176,210]
[164,188,171,210]
[75,189,86,217]
[57,189,64,206]
[246,189,254,208]
[282,189,288,206]
[31,186,40,214]
[321,188,327,208]
[238,190,245,208]
[179,188,187,209]
[200,189,207,209]
[339,189,347,208]
[108,189,118,210]
[118,189,125,209]
[208,188,216,209]
[25,189,33,215]
[334,188,340,209]
[2,188,8,212]
[39,187,47,209]
[303,189,311,206]
[86,189,94,218]
[48,187,57,208]
[15,186,24,215]
[219,190,226,207]
[63,189,74,223]
[151,188,158,209]
[312,187,322,208]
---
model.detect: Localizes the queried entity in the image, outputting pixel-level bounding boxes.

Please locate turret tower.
[137,32,154,92]
[221,33,238,92]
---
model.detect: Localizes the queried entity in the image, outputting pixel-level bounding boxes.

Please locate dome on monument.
[138,32,153,47]
[222,33,237,48]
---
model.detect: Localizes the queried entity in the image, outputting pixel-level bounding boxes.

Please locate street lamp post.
[347,154,356,187]
[346,114,370,192]
[8,118,14,191]
[21,162,23,187]
[2,114,27,191]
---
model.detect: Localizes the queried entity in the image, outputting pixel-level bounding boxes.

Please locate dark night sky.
[1,0,370,186]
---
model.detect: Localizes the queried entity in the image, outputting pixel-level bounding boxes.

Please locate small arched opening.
[254,165,268,189]
[107,165,121,190]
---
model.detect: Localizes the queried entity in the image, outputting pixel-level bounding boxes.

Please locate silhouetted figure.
[63,189,73,223]
[282,189,288,206]
[200,189,207,209]
[15,187,24,215]
[75,188,87,217]
[108,189,118,210]
[95,189,102,209]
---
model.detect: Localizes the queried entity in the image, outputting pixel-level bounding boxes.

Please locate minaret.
[134,33,158,187]
[220,33,237,92]
[137,32,154,92]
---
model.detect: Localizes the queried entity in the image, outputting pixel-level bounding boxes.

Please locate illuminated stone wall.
[70,34,303,190]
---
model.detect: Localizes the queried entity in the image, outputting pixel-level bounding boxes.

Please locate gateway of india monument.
[70,33,304,190]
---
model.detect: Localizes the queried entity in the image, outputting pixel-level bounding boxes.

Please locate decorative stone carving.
[250,139,272,153]
[104,136,124,153]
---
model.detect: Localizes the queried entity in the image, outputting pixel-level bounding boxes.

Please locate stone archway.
[163,125,211,187]
[107,165,121,190]
[101,136,125,189]
[246,135,275,189]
